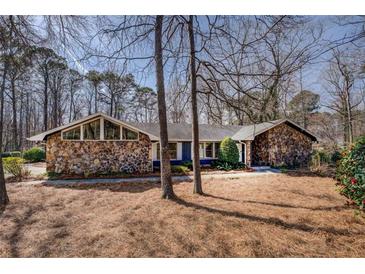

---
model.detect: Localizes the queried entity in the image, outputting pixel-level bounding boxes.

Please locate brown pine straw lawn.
[0,173,364,257]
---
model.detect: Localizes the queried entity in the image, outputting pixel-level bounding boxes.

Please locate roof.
[27,113,159,142]
[128,122,242,141]
[28,113,317,142]
[231,119,317,141]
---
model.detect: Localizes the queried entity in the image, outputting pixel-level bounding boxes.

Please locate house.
[28,112,317,175]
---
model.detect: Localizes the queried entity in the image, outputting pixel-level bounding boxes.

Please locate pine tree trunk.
[11,78,18,150]
[188,16,203,195]
[43,74,48,131]
[155,15,175,200]
[0,58,9,206]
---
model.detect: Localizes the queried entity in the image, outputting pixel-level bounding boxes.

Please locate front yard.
[0,173,364,257]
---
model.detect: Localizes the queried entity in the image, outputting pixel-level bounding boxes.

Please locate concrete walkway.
[16,167,280,186]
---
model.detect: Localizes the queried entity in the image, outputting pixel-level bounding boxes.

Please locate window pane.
[215,142,220,158]
[206,143,213,158]
[168,143,177,159]
[104,119,120,140]
[199,143,205,158]
[122,127,138,140]
[83,119,100,140]
[156,143,177,160]
[63,127,80,140]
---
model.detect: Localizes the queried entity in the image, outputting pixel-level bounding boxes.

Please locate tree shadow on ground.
[239,199,349,211]
[44,180,187,194]
[173,197,361,236]
[7,206,41,257]
[201,192,347,212]
[282,169,335,179]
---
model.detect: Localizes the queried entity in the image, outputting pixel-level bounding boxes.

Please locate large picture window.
[199,142,220,159]
[157,143,177,160]
[205,143,213,158]
[122,127,138,140]
[104,119,120,140]
[62,127,81,140]
[61,117,140,142]
[83,119,100,140]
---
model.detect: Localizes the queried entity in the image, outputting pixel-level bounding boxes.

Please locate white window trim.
[153,142,181,161]
[195,142,220,160]
[61,117,139,142]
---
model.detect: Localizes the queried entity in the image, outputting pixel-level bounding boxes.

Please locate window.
[214,142,220,158]
[83,119,100,140]
[61,117,140,142]
[122,127,138,140]
[157,143,177,160]
[62,127,80,140]
[104,119,120,140]
[199,143,205,158]
[205,143,213,158]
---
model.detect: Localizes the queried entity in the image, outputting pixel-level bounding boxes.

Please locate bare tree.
[155,16,175,199]
[323,49,362,144]
[186,16,203,194]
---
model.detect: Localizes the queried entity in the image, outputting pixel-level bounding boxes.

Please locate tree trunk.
[11,78,18,150]
[0,58,9,206]
[345,88,353,144]
[188,16,203,195]
[155,15,175,199]
[94,84,98,113]
[43,74,48,131]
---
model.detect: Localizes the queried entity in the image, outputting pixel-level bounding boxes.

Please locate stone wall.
[46,132,152,175]
[252,122,313,167]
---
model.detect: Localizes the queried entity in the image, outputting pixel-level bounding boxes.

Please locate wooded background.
[1,16,364,152]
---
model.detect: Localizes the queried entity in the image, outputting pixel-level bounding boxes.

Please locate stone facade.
[46,132,152,175]
[252,122,313,167]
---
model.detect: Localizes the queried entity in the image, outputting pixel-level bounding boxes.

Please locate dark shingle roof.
[128,122,242,141]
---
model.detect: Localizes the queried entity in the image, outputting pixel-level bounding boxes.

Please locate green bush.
[181,161,193,169]
[23,147,45,162]
[212,160,245,171]
[218,137,239,164]
[171,165,190,174]
[331,150,342,164]
[336,137,365,211]
[310,150,331,169]
[2,157,30,180]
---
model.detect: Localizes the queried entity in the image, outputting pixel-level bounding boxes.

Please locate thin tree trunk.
[188,16,203,195]
[11,78,18,150]
[19,91,24,150]
[345,88,353,144]
[0,59,9,206]
[43,74,48,131]
[69,86,74,123]
[94,84,98,113]
[155,15,175,199]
